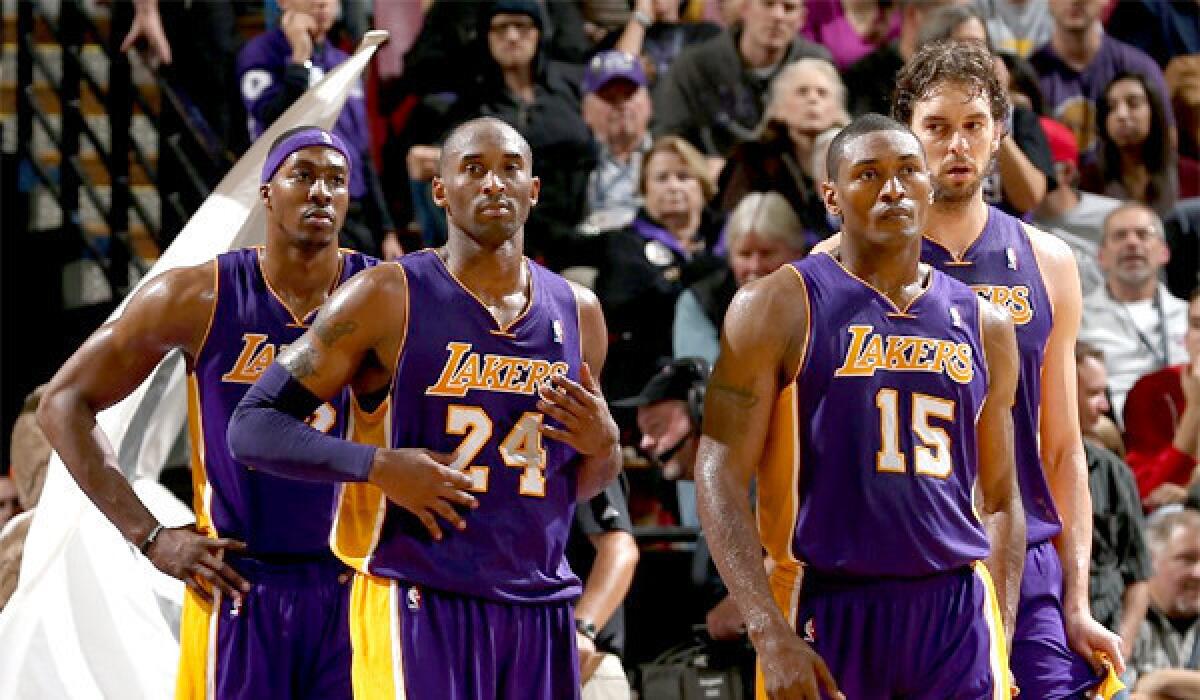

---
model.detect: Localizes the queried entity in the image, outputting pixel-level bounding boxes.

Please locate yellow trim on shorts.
[350,572,405,700]
[332,398,392,573]
[174,586,217,700]
[1093,657,1126,699]
[974,562,1012,700]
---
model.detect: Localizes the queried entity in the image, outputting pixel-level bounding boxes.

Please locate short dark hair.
[438,117,532,175]
[825,113,917,181]
[892,39,1010,128]
[268,125,323,154]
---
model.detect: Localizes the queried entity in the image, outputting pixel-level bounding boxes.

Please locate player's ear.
[821,181,840,217]
[431,176,447,209]
[259,183,272,210]
[529,175,541,207]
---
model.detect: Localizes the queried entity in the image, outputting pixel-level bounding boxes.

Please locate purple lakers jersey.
[189,247,377,555]
[332,250,584,604]
[759,253,991,580]
[921,206,1059,545]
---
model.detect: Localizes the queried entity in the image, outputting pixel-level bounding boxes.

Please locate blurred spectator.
[409,0,597,261]
[613,359,748,642]
[1082,72,1193,216]
[581,51,655,233]
[652,0,830,161]
[1029,0,1173,165]
[0,478,18,533]
[567,137,724,401]
[1130,508,1200,684]
[1166,56,1200,167]
[972,0,1053,58]
[119,0,244,247]
[237,0,401,258]
[1164,198,1200,302]
[842,0,953,117]
[809,0,900,70]
[1123,290,1200,508]
[603,0,722,88]
[919,8,1054,216]
[1080,202,1192,420]
[674,192,806,365]
[715,58,848,244]
[0,386,51,610]
[1033,116,1111,294]
[398,0,590,90]
[1105,0,1200,71]
[566,481,639,694]
[1077,341,1153,659]
[1036,115,1121,246]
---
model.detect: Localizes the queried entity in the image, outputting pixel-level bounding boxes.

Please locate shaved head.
[439,117,532,175]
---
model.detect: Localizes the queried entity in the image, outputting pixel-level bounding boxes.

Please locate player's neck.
[838,240,925,306]
[260,242,341,318]
[924,196,989,257]
[440,234,527,305]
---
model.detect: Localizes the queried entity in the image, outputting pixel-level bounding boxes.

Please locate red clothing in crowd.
[1123,364,1197,500]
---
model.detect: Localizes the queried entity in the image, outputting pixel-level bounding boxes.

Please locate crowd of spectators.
[11,0,1200,692]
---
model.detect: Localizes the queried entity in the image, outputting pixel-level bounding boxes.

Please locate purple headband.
[260,128,353,184]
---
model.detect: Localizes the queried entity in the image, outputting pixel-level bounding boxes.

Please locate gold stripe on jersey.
[974,562,1011,700]
[185,375,216,538]
[350,573,406,700]
[174,587,218,700]
[331,397,392,574]
[757,383,802,572]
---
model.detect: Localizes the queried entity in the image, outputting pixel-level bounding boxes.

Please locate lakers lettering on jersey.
[220,332,338,433]
[426,342,569,399]
[833,325,975,384]
[971,285,1033,326]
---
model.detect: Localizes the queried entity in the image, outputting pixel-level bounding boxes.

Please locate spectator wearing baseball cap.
[581,50,655,232]
[1035,115,1122,248]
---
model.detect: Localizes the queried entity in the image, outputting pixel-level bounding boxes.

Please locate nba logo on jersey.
[1006,247,1018,270]
[552,320,564,344]
[949,306,962,328]
[803,618,817,644]
[406,586,422,611]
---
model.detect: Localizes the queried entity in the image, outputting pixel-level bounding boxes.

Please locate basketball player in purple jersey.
[35,127,469,699]
[819,39,1125,697]
[227,117,622,700]
[698,113,1025,699]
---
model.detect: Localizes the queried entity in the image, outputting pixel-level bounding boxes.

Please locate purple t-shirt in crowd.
[812,10,900,70]
[237,29,370,199]
[1030,33,1173,163]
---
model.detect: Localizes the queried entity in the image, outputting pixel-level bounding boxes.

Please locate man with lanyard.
[1080,202,1191,423]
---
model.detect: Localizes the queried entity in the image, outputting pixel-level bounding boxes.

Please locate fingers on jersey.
[369,448,478,541]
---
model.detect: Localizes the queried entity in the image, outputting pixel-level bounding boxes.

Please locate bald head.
[439,117,532,176]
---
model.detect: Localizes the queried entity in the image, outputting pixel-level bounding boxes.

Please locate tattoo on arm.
[315,319,357,347]
[284,347,319,380]
[708,382,759,409]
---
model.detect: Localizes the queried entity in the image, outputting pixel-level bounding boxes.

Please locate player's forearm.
[1048,446,1094,612]
[696,444,792,646]
[997,136,1047,214]
[228,363,376,483]
[984,486,1026,644]
[37,393,160,545]
[1119,581,1150,655]
[575,445,621,501]
[575,531,638,630]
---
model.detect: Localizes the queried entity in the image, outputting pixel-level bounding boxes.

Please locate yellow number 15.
[875,389,956,479]
[446,405,548,497]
